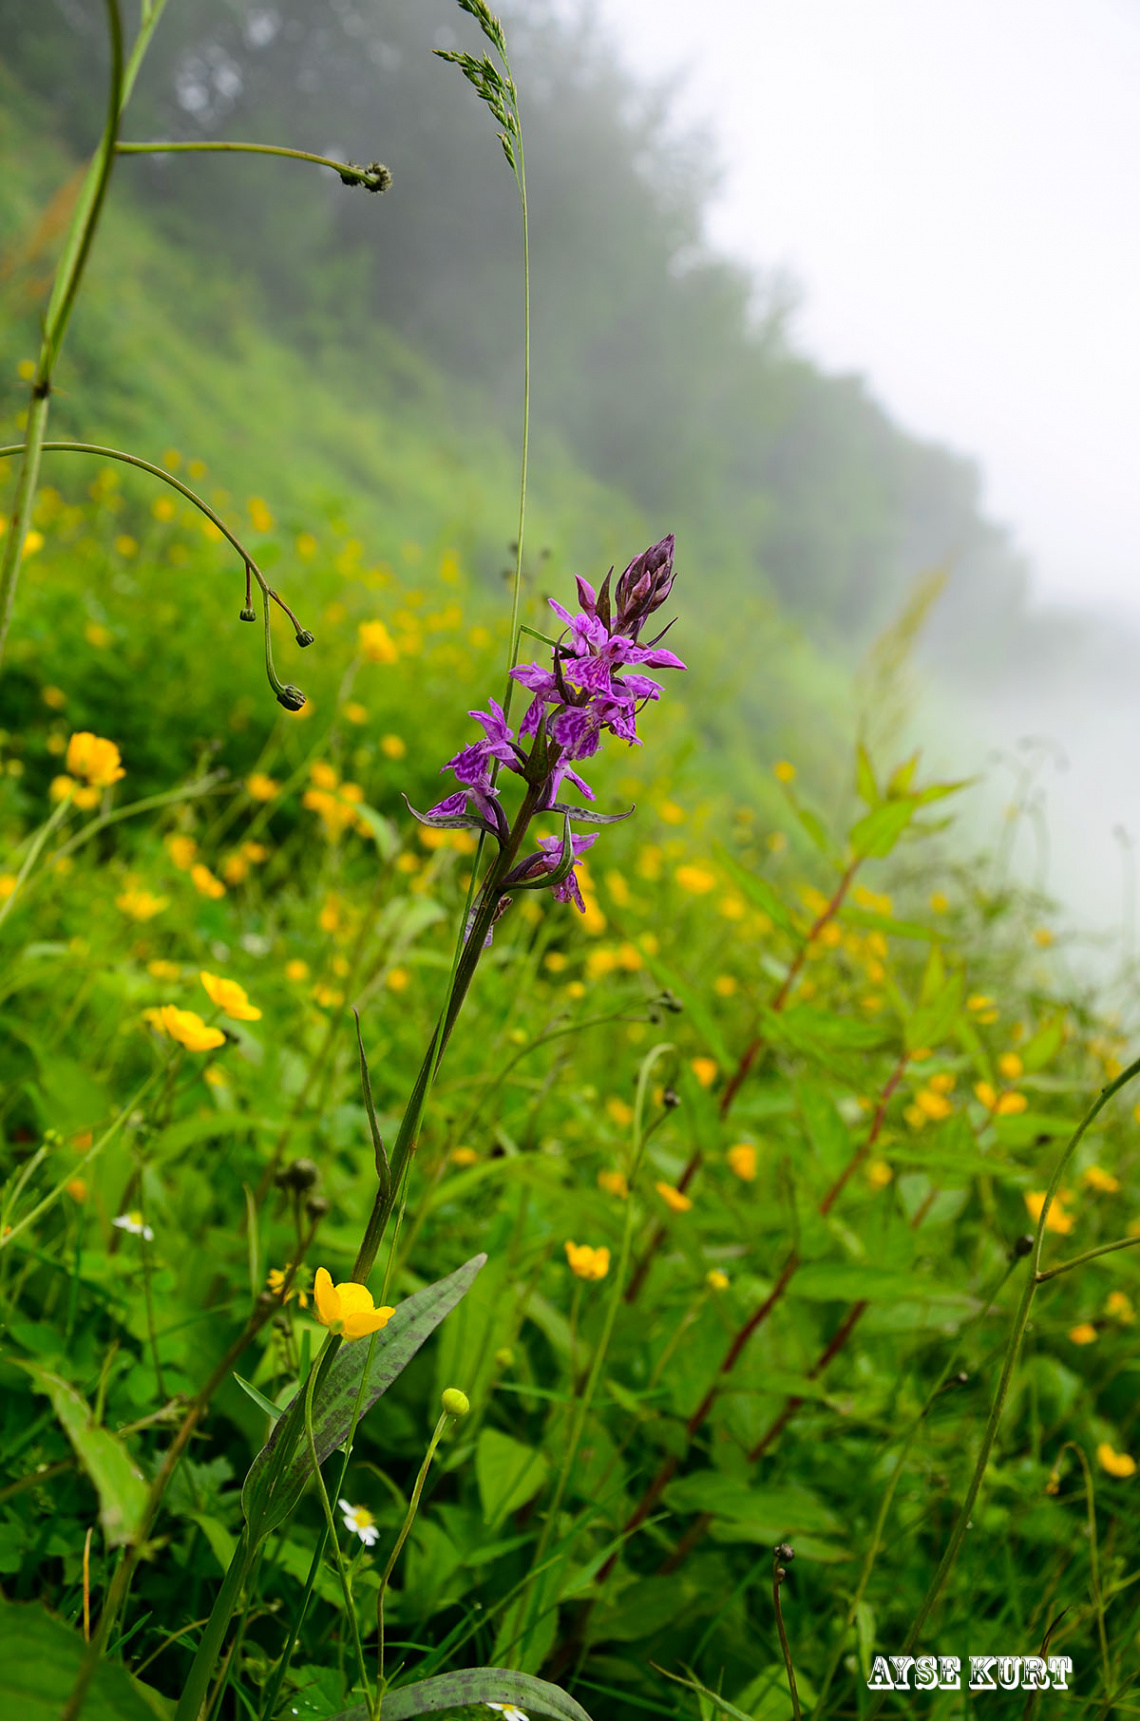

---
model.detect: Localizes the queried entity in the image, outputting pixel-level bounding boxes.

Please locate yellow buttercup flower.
[656,1180,692,1214]
[974,1081,998,1110]
[690,1057,718,1089]
[148,1004,226,1052]
[675,863,717,895]
[1024,1189,1075,1234]
[606,1096,634,1128]
[66,732,125,788]
[450,1146,478,1167]
[191,863,226,900]
[866,1159,894,1189]
[245,772,280,801]
[116,886,169,920]
[359,620,398,664]
[995,1091,1028,1116]
[1084,1166,1121,1193]
[726,1143,757,1182]
[597,1169,629,1199]
[1097,1442,1136,1478]
[200,971,262,1021]
[166,834,197,870]
[313,1267,394,1339]
[706,1269,729,1292]
[564,1241,610,1281]
[1068,1323,1098,1346]
[773,760,796,784]
[998,1052,1023,1080]
[1106,1290,1135,1323]
[915,1088,953,1120]
[266,1264,309,1308]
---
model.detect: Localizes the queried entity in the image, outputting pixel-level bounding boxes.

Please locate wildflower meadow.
[2,5,1140,1721]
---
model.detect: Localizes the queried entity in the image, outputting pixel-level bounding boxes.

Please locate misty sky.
[597,0,1140,619]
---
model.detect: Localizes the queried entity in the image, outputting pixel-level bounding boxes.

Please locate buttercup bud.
[239,605,257,623]
[306,1194,331,1220]
[441,1387,470,1418]
[294,629,315,648]
[281,1157,320,1193]
[276,684,306,712]
[495,1346,515,1369]
[1012,1234,1035,1259]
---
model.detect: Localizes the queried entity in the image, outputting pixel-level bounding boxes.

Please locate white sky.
[596,0,1140,616]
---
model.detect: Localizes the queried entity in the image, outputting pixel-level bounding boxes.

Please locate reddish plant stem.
[626,860,863,1306]
[612,1045,910,1578]
[661,1173,942,1573]
[719,858,861,1116]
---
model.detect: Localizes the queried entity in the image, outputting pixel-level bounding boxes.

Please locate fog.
[597,0,1140,952]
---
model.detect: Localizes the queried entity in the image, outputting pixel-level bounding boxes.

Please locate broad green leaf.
[21,1363,147,1546]
[735,1665,820,1721]
[592,1574,692,1641]
[849,797,919,859]
[326,1667,593,1721]
[796,1079,849,1175]
[714,845,799,936]
[243,1254,485,1540]
[0,1599,170,1720]
[766,1006,890,1050]
[991,1112,1083,1148]
[1020,1016,1066,1073]
[663,1474,843,1534]
[475,1427,550,1528]
[790,1263,966,1302]
[855,743,879,807]
[639,949,730,1067]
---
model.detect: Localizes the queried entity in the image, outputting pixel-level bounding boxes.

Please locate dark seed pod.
[280,1157,320,1193]
[276,684,306,711]
[294,629,315,648]
[1012,1233,1035,1259]
[774,1542,795,1562]
[306,1194,331,1220]
[662,1087,681,1110]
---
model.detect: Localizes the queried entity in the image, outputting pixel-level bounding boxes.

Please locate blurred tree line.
[2,0,1083,679]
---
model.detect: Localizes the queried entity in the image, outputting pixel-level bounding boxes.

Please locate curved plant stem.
[0,442,311,703]
[303,1360,371,1702]
[0,0,171,678]
[116,140,389,190]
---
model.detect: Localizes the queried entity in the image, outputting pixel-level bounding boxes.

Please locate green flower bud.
[441,1387,470,1418]
[494,1347,515,1369]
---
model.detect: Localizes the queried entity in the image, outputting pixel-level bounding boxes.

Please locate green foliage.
[1,14,1139,1721]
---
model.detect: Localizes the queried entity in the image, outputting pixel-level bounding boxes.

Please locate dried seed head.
[305,1194,331,1220]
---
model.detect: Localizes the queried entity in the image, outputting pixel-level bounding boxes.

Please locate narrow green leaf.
[839,906,935,942]
[232,1371,283,1422]
[242,1254,485,1540]
[906,968,965,1053]
[20,1363,147,1547]
[1020,1016,1066,1073]
[855,743,879,807]
[639,948,730,1067]
[326,1667,593,1721]
[713,845,798,936]
[243,1183,259,1304]
[354,802,398,858]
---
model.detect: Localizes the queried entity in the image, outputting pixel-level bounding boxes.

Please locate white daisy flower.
[486,1706,529,1721]
[113,1211,154,1241]
[338,1498,379,1547]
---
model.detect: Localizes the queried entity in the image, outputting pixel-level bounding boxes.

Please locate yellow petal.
[343,1305,395,1339]
[313,1267,340,1328]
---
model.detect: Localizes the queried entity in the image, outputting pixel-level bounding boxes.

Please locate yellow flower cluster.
[200,971,261,1021]
[656,1180,692,1214]
[1024,1189,1074,1235]
[726,1143,757,1182]
[303,761,369,842]
[358,619,399,664]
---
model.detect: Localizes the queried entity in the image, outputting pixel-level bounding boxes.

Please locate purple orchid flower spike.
[411,531,682,936]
